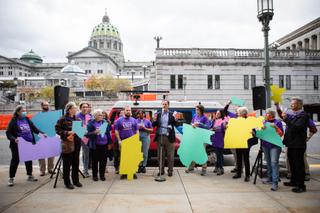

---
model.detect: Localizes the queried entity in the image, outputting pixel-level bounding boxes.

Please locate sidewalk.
[0,166,320,213]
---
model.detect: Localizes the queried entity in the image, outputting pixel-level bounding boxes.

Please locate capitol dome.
[20,50,43,64]
[61,61,86,76]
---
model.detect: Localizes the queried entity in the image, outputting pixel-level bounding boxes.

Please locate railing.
[155,48,320,59]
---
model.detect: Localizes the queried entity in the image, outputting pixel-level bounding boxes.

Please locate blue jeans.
[140,132,150,167]
[215,147,224,169]
[262,146,281,185]
[81,142,90,173]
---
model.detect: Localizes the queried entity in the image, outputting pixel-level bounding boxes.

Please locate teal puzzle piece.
[72,121,86,138]
[255,122,283,148]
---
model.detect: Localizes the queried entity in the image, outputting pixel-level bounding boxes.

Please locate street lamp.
[183,76,187,101]
[131,70,135,82]
[154,36,163,49]
[142,65,147,78]
[257,0,274,108]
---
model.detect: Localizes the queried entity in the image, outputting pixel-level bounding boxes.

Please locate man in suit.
[153,100,177,177]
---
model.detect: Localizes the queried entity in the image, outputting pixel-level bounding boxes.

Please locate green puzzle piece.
[177,124,214,167]
[231,96,245,107]
[255,122,283,148]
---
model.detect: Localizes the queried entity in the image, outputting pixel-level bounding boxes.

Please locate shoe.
[231,168,238,173]
[213,167,218,173]
[271,184,278,191]
[93,177,99,181]
[137,166,142,173]
[134,174,138,179]
[141,167,146,173]
[244,176,250,182]
[232,174,241,179]
[27,175,38,182]
[305,173,310,181]
[40,172,45,176]
[283,182,297,187]
[217,168,224,176]
[8,178,14,187]
[263,179,272,185]
[200,169,207,176]
[120,175,127,179]
[83,172,90,178]
[65,184,74,190]
[115,168,119,174]
[185,168,194,173]
[292,187,306,193]
[100,177,106,181]
[48,170,56,175]
[74,182,82,187]
[168,172,173,177]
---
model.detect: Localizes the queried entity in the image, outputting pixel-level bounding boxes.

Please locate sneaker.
[232,174,241,179]
[27,175,38,182]
[74,182,82,187]
[244,176,250,182]
[200,169,207,176]
[137,166,142,173]
[231,168,238,173]
[120,175,127,179]
[305,173,310,181]
[100,177,106,181]
[65,184,74,190]
[84,172,90,178]
[40,172,45,176]
[168,172,173,177]
[93,177,99,181]
[263,178,272,185]
[133,174,138,179]
[185,168,194,173]
[217,168,224,176]
[141,167,146,173]
[8,178,14,187]
[271,184,278,191]
[292,187,306,193]
[283,182,297,187]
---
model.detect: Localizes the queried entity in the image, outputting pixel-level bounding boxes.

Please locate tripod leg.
[54,158,62,188]
[253,150,262,184]
[250,151,260,176]
[50,155,62,179]
[259,150,263,178]
[79,169,85,178]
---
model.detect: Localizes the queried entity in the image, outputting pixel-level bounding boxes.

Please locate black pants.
[91,145,107,178]
[113,141,120,170]
[236,148,250,177]
[288,147,306,188]
[62,141,81,186]
[9,142,33,178]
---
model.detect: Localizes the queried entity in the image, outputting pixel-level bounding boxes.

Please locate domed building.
[20,50,43,64]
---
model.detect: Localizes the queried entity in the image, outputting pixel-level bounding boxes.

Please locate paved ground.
[0,165,319,213]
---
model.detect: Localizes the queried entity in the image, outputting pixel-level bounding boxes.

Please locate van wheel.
[207,151,217,166]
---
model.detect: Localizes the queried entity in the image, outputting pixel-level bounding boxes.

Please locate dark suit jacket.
[152,111,177,143]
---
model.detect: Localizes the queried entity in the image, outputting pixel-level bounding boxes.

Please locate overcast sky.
[0,0,319,62]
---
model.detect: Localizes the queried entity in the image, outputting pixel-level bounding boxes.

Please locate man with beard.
[38,101,55,176]
[114,106,139,179]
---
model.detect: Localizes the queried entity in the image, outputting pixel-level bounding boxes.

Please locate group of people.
[6,97,317,193]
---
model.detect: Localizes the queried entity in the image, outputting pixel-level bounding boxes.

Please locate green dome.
[20,50,43,64]
[90,11,120,39]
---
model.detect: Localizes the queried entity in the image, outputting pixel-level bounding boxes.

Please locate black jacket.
[6,116,42,145]
[152,111,177,143]
[283,111,309,148]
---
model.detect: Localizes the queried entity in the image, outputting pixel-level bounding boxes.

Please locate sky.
[0,0,319,63]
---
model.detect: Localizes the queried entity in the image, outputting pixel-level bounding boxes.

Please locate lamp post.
[183,76,187,101]
[257,0,274,108]
[131,70,135,82]
[13,77,18,103]
[154,36,162,48]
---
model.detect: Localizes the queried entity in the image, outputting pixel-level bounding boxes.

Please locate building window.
[207,75,213,89]
[24,73,27,77]
[8,71,12,75]
[279,75,284,88]
[215,75,220,89]
[314,75,319,90]
[244,75,249,90]
[251,75,256,88]
[19,72,22,76]
[0,71,3,75]
[85,70,92,74]
[178,75,183,89]
[286,75,291,90]
[97,69,103,74]
[107,41,111,48]
[170,75,176,89]
[113,42,117,50]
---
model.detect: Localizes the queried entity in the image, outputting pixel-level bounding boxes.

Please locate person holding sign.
[185,104,210,176]
[114,105,139,179]
[136,110,153,174]
[86,109,112,181]
[258,109,283,191]
[55,102,82,190]
[6,105,45,187]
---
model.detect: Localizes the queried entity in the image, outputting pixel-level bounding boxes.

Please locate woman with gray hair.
[55,102,82,189]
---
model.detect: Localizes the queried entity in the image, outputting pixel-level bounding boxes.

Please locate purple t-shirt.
[76,112,91,126]
[92,120,108,145]
[17,118,33,142]
[191,115,210,129]
[136,118,152,133]
[114,117,138,140]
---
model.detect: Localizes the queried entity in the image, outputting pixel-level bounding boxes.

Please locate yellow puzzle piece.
[271,85,286,103]
[224,117,264,149]
[119,134,143,180]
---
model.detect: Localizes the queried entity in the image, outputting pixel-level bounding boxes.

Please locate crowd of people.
[5,97,317,193]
